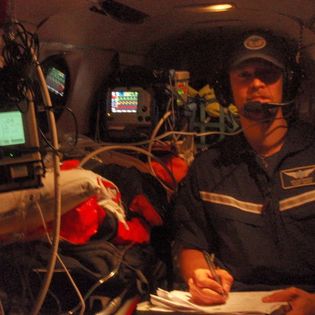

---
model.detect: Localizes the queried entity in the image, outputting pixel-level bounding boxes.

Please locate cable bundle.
[0,21,39,106]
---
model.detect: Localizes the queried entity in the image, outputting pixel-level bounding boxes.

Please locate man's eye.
[236,69,282,83]
[238,72,252,79]
[256,70,282,83]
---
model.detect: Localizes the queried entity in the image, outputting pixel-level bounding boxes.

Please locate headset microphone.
[243,100,294,120]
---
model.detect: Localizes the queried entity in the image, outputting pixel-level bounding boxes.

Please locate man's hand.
[188,268,233,305]
[263,287,315,315]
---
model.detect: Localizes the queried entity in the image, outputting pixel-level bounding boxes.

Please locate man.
[173,30,315,314]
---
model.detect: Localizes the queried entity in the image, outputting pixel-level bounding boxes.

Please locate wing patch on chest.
[280,165,315,189]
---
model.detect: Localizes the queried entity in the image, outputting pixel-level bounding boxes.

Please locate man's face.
[229,59,283,118]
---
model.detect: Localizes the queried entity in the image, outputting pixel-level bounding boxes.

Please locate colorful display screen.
[0,111,25,146]
[46,67,66,97]
[111,90,139,113]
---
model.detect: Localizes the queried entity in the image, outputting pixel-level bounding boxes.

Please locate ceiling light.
[175,3,235,13]
[204,3,235,12]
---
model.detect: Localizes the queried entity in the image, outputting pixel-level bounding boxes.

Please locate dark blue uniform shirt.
[174,120,315,291]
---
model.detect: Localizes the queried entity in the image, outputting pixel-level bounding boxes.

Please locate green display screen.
[0,111,26,146]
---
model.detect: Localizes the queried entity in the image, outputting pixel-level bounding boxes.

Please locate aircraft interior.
[1,0,315,314]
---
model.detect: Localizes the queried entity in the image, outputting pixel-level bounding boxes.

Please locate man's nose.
[250,77,266,88]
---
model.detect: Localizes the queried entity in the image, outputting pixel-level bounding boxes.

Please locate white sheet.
[0,168,115,241]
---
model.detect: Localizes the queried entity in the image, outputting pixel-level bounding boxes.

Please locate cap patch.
[244,35,266,51]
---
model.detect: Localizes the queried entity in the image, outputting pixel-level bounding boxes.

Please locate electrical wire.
[79,144,177,193]
[97,123,241,147]
[67,242,135,315]
[35,201,86,315]
[30,39,62,315]
[1,22,39,104]
[0,18,61,314]
[37,105,79,154]
[147,111,176,192]
[152,111,294,142]
[153,127,243,141]
[80,126,242,194]
[81,99,242,194]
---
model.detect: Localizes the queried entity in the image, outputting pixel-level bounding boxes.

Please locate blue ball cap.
[228,33,286,70]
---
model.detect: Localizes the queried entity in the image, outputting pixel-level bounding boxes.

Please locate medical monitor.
[105,87,153,140]
[41,55,70,121]
[45,66,66,97]
[0,103,42,192]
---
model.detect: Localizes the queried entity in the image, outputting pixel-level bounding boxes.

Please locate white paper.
[149,288,289,314]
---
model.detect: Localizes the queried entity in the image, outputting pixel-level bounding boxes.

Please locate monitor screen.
[45,66,66,97]
[0,110,25,146]
[111,90,139,113]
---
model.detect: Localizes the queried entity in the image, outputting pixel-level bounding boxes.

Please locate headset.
[213,30,302,108]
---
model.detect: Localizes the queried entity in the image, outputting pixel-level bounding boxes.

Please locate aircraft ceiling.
[12,0,315,59]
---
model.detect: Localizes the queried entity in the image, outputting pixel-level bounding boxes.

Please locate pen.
[203,251,226,297]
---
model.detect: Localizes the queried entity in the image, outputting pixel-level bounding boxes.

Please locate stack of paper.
[147,288,290,314]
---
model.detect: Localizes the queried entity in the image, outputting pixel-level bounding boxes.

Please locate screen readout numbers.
[46,67,66,96]
[111,91,138,113]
